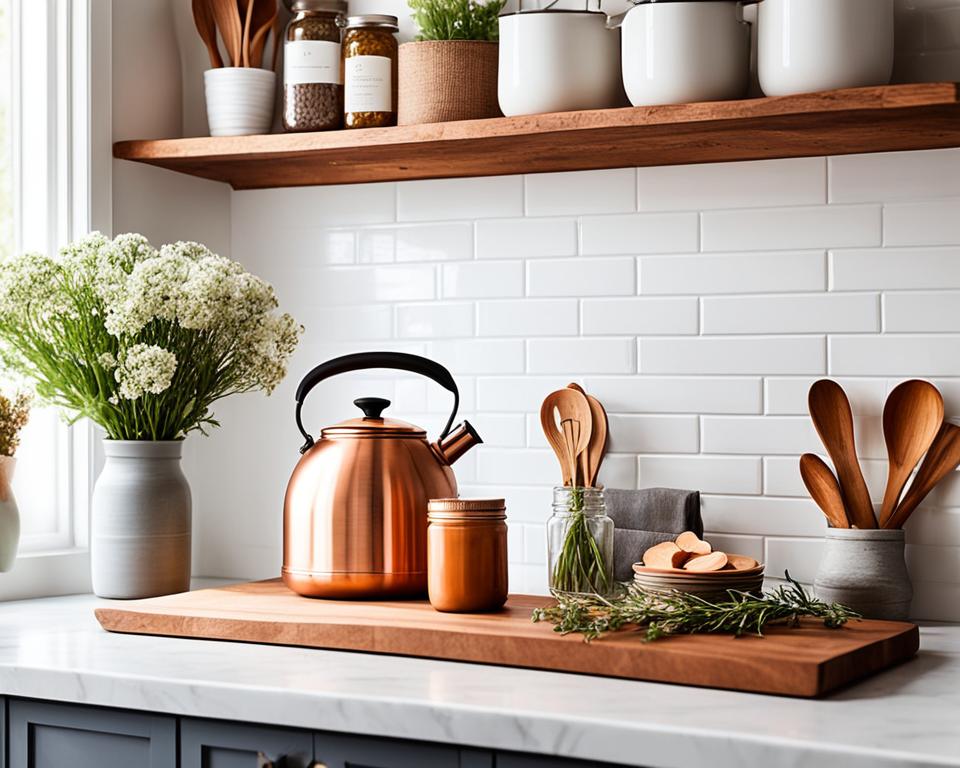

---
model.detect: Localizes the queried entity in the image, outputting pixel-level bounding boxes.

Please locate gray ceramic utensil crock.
[91,440,191,599]
[814,527,912,621]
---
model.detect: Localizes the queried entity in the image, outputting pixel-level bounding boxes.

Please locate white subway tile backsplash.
[430,339,525,374]
[702,533,765,563]
[764,537,823,584]
[831,247,960,290]
[527,258,635,297]
[884,291,960,332]
[702,293,880,335]
[597,453,638,489]
[397,176,523,221]
[830,335,960,376]
[584,376,762,414]
[582,297,698,335]
[605,415,700,453]
[478,299,578,337]
[701,205,882,252]
[640,251,826,295]
[358,223,472,263]
[477,376,573,412]
[396,302,474,338]
[523,524,547,565]
[310,305,393,340]
[638,455,762,495]
[528,338,636,374]
[442,261,523,299]
[308,264,436,306]
[581,212,699,256]
[476,218,578,259]
[525,168,637,216]
[466,414,526,447]
[884,199,960,246]
[638,158,826,211]
[701,496,827,537]
[762,455,888,500]
[640,337,826,375]
[830,149,960,203]
[763,377,890,416]
[233,183,396,228]
[702,416,822,455]
[477,448,558,485]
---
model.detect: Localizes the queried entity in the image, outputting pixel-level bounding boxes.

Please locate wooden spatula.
[799,453,849,529]
[210,0,243,67]
[808,380,876,528]
[567,383,608,488]
[886,421,960,530]
[248,0,279,69]
[879,379,944,527]
[193,0,224,69]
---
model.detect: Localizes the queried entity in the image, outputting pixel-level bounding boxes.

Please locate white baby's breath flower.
[115,344,177,400]
[97,352,117,370]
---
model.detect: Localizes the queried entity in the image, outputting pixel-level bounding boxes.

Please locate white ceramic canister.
[204,67,277,137]
[756,0,894,97]
[620,0,751,107]
[498,9,623,117]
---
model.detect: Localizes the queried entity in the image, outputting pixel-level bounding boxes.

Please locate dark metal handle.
[295,351,460,453]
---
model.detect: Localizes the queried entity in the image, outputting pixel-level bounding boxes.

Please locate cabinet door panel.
[1,697,5,768]
[314,732,482,768]
[497,753,632,768]
[7,699,176,768]
[181,718,314,768]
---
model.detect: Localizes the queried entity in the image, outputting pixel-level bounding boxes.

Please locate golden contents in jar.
[342,19,398,129]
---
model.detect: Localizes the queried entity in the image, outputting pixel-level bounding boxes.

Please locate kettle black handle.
[295,351,460,453]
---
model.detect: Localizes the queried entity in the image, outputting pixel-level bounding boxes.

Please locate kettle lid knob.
[354,397,390,420]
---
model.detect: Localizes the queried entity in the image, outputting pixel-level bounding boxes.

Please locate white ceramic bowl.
[204,67,277,137]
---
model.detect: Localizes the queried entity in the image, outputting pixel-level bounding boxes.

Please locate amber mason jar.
[283,0,347,132]
[342,15,399,128]
[427,498,508,613]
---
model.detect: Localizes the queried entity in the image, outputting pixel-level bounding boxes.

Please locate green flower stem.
[551,487,612,595]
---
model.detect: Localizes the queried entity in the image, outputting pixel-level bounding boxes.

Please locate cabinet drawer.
[7,698,176,768]
[497,753,632,768]
[313,732,491,768]
[181,718,314,768]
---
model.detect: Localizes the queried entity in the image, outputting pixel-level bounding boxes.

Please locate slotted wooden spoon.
[567,383,608,487]
[878,379,944,527]
[193,0,224,68]
[540,388,592,486]
[808,379,876,528]
[799,453,849,529]
[886,420,960,529]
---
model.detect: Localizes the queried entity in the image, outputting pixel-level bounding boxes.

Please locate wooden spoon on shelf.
[192,0,224,69]
[878,379,944,527]
[799,453,850,529]
[211,0,243,67]
[808,379,876,528]
[248,0,279,69]
[885,421,960,530]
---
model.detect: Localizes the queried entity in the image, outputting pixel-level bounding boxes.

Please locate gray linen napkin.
[604,488,703,582]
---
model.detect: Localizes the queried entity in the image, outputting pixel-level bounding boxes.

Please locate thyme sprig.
[532,572,859,642]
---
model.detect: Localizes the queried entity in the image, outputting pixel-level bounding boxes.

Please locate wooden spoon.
[886,421,960,530]
[540,389,592,486]
[879,379,944,527]
[808,379,876,528]
[192,0,224,69]
[566,384,608,488]
[248,0,279,69]
[799,453,850,529]
[210,0,243,67]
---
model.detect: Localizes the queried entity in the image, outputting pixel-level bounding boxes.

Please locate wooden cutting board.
[95,579,919,698]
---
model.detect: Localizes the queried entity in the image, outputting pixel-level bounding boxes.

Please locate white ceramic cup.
[757,0,894,97]
[498,11,623,116]
[620,0,750,107]
[203,67,277,137]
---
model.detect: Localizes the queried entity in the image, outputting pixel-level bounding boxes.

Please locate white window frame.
[0,0,111,601]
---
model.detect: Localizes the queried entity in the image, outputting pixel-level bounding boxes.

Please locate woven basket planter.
[398,40,501,125]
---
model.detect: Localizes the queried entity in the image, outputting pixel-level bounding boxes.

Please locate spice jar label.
[344,55,392,113]
[285,40,341,86]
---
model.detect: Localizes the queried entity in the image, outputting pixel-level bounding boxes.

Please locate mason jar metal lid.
[428,498,506,519]
[287,0,348,12]
[345,14,399,30]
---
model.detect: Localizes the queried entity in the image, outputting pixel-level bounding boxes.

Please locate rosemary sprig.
[532,572,859,642]
[550,487,612,595]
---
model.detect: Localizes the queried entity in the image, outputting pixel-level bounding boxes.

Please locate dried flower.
[0,392,30,457]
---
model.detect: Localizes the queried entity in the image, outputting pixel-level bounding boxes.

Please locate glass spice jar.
[282,0,347,132]
[427,498,508,613]
[342,15,399,129]
[546,487,614,597]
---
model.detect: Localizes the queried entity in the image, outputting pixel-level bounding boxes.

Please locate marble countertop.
[0,585,958,768]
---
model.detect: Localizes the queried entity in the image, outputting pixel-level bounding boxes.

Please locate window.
[0,0,108,598]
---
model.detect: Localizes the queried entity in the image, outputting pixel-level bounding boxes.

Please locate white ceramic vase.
[0,457,19,572]
[91,440,191,599]
[204,67,276,137]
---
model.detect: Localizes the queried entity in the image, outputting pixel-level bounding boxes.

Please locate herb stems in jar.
[548,487,614,596]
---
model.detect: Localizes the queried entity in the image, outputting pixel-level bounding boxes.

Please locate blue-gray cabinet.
[7,699,176,768]
[182,718,314,768]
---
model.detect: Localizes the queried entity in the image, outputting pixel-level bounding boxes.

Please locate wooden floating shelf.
[114,82,960,189]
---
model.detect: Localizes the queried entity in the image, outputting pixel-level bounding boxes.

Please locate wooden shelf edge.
[113,82,960,189]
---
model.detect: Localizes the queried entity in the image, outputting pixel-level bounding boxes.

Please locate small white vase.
[0,456,19,572]
[204,67,276,137]
[91,440,191,599]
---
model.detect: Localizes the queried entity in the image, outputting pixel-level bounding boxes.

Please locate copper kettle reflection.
[282,352,482,599]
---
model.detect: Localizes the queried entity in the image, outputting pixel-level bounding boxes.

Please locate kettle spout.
[433,421,482,465]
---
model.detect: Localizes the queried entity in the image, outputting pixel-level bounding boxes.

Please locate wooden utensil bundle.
[540,384,609,487]
[193,0,278,69]
[803,378,960,531]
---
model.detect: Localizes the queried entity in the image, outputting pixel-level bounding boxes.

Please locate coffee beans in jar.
[283,0,347,132]
[342,15,399,129]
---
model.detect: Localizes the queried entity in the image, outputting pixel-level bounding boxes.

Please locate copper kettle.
[282,352,482,599]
